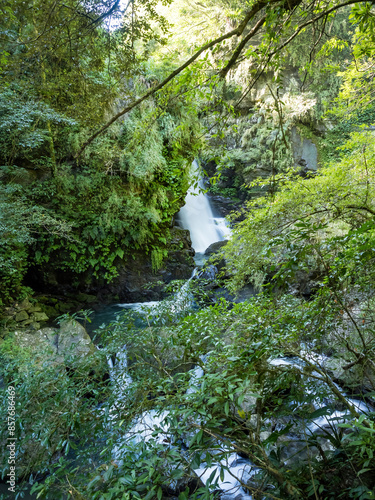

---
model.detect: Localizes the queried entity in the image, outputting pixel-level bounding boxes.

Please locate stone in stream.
[198,264,218,280]
[204,239,228,255]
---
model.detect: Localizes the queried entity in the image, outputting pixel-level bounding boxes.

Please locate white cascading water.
[108,165,254,497]
[177,160,229,254]
[104,165,375,499]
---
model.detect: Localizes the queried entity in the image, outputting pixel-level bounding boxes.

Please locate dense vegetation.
[0,0,204,305]
[1,0,375,499]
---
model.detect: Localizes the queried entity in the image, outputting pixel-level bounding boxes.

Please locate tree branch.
[75,0,372,157]
[74,0,279,157]
[219,0,303,79]
[219,14,268,79]
[89,0,122,26]
[345,204,375,216]
[268,0,367,59]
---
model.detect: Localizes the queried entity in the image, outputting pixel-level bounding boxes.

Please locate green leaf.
[308,407,331,419]
[116,248,124,259]
[224,401,230,416]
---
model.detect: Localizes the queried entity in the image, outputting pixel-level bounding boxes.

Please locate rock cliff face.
[290,126,318,172]
[24,226,195,306]
[99,226,195,303]
[203,66,325,204]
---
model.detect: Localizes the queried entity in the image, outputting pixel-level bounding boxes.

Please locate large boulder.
[324,356,375,394]
[1,320,104,481]
[12,319,96,366]
[204,240,228,255]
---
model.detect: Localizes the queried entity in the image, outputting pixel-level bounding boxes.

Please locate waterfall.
[177,160,228,254]
[100,165,374,499]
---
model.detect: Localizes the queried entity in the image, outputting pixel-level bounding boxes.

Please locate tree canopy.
[1,1,375,498]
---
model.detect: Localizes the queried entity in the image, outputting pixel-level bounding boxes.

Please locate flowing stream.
[104,163,373,499]
[105,163,258,498]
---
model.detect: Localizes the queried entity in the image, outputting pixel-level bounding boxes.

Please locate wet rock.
[278,434,335,466]
[198,265,218,280]
[239,394,258,415]
[285,269,319,299]
[290,126,318,172]
[233,285,257,303]
[35,295,91,321]
[204,240,228,255]
[208,194,244,218]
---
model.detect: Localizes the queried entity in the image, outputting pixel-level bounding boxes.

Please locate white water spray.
[178,160,228,253]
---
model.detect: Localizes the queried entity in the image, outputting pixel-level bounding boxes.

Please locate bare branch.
[219,0,303,79]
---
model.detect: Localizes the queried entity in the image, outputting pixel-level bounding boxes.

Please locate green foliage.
[0,183,72,305]
[0,86,76,165]
[321,108,375,162]
[342,416,375,481]
[19,287,374,499]
[24,98,201,285]
[0,335,109,491]
[328,7,375,120]
[0,0,207,303]
[208,175,240,200]
[223,130,375,291]
[0,27,203,301]
[0,0,176,125]
[3,1,375,499]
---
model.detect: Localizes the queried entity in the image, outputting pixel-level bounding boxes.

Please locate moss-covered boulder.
[11,319,96,367]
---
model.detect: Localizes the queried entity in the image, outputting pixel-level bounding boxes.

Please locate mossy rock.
[29,305,42,313]
[15,310,29,322]
[37,296,58,304]
[11,319,96,366]
[75,293,97,304]
[30,312,49,322]
[40,304,59,320]
[56,302,77,314]
[17,298,32,310]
